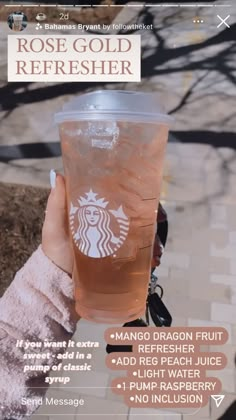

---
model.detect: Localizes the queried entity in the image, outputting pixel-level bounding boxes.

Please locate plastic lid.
[55,90,173,125]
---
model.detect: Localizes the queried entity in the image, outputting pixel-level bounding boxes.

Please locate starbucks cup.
[55,90,173,324]
[12,14,23,31]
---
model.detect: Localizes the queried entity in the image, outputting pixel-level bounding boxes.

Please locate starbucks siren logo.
[69,189,129,258]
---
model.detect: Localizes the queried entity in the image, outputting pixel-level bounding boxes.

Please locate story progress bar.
[4,3,232,7]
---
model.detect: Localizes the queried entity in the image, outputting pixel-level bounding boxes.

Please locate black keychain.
[147,272,172,327]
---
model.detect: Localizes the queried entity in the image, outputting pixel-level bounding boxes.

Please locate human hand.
[42,170,73,276]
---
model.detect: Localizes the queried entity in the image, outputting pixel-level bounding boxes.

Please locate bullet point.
[133,372,137,376]
[117,384,121,388]
[110,334,115,339]
[130,396,134,401]
[111,359,116,364]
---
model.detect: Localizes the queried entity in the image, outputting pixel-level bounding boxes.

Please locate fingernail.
[50,169,56,189]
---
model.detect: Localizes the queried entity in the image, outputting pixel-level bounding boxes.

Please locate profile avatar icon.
[36,13,47,22]
[69,189,130,258]
[7,12,28,32]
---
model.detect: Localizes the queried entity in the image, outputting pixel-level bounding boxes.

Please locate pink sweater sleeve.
[0,246,79,420]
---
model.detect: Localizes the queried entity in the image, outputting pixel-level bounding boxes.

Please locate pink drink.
[55,91,172,323]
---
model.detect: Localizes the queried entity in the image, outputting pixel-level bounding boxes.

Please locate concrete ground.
[0,2,235,420]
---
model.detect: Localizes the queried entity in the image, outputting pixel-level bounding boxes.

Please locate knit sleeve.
[0,246,79,419]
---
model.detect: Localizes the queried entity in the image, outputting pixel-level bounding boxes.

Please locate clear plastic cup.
[12,14,23,31]
[55,90,173,324]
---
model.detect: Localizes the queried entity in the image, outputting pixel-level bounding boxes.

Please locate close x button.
[217,15,231,28]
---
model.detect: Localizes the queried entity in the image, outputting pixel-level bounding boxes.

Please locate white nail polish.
[50,169,56,189]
